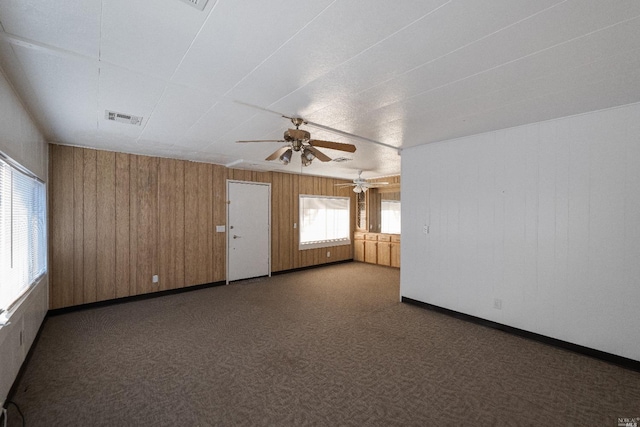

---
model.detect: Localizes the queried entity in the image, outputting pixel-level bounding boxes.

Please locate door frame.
[226,179,271,284]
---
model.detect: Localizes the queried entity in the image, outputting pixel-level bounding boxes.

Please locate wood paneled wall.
[48,144,355,309]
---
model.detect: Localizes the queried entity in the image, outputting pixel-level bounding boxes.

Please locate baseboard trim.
[401,296,640,373]
[49,261,356,315]
[48,281,226,316]
[271,259,353,276]
[5,314,48,405]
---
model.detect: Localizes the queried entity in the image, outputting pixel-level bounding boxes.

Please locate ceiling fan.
[335,170,388,193]
[236,117,356,166]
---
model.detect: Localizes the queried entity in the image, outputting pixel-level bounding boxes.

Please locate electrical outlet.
[152,275,159,283]
[494,298,502,310]
[327,251,331,258]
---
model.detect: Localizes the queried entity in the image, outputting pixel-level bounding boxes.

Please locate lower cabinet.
[353,232,400,268]
[391,235,400,268]
[354,232,365,262]
[364,233,378,264]
[377,234,391,266]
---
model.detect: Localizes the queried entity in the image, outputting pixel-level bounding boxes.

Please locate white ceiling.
[1,0,640,180]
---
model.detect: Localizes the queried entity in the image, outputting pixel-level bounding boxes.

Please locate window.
[381,200,401,234]
[299,195,350,249]
[0,155,47,312]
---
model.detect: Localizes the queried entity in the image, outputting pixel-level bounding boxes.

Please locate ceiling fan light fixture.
[353,185,362,193]
[279,148,292,165]
[301,148,315,166]
[303,147,315,161]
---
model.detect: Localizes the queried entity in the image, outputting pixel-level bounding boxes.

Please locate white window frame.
[0,153,47,313]
[299,195,350,250]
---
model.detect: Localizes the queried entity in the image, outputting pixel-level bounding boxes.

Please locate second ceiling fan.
[237,117,356,166]
[335,170,389,193]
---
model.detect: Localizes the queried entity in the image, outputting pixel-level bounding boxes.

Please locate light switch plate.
[216,225,225,232]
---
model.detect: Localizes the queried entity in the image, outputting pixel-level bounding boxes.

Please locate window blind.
[381,200,401,234]
[0,157,46,312]
[299,195,350,249]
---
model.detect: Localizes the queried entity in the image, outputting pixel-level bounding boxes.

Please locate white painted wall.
[0,66,49,406]
[401,102,640,362]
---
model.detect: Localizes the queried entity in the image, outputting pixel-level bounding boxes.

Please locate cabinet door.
[390,242,400,268]
[354,239,365,262]
[377,242,391,266]
[364,240,378,264]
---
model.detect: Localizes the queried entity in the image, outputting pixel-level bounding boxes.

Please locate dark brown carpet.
[6,263,640,426]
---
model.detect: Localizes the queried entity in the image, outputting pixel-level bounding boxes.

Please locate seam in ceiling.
[135,0,221,144]
[218,0,339,100]
[97,0,103,131]
[267,0,453,120]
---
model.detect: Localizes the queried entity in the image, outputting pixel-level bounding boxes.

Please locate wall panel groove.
[82,149,97,304]
[72,147,84,306]
[96,150,116,302]
[129,155,138,298]
[115,153,130,298]
[48,145,73,309]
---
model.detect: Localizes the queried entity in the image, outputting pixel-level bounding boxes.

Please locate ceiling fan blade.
[334,183,356,187]
[265,146,291,161]
[306,146,331,162]
[234,101,307,126]
[305,120,399,152]
[366,182,389,187]
[234,101,287,118]
[237,139,285,143]
[309,139,356,153]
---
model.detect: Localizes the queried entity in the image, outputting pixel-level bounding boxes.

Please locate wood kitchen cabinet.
[364,233,378,264]
[354,232,365,262]
[390,234,400,268]
[377,234,392,266]
[353,232,400,268]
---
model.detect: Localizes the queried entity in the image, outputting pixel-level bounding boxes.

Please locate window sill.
[299,240,351,251]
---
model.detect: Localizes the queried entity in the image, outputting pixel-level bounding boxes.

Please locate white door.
[227,180,271,283]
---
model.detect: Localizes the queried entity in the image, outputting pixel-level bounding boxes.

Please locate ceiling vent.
[178,0,209,11]
[105,110,143,126]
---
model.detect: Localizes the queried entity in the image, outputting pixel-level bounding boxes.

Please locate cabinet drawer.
[391,234,401,243]
[364,234,378,241]
[377,234,391,242]
[354,232,365,240]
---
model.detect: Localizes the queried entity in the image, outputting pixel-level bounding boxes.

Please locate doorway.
[226,180,271,283]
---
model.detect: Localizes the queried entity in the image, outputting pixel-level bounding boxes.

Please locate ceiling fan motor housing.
[285,128,310,142]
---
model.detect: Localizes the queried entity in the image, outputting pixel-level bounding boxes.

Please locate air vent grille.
[105,110,143,126]
[178,0,209,11]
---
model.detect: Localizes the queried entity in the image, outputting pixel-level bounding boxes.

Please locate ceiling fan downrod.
[290,117,305,129]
